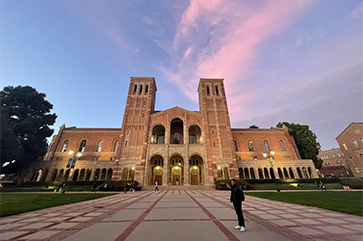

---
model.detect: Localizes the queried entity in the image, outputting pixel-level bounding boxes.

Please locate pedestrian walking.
[92,183,97,193]
[155,181,159,193]
[226,179,246,232]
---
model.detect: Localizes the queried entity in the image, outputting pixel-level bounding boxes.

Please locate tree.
[0,86,57,174]
[276,122,322,169]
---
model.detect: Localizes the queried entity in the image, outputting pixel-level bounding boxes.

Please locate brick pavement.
[0,190,362,241]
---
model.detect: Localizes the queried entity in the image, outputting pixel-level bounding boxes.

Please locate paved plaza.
[0,190,362,241]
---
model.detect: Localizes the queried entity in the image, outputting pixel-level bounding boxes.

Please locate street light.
[264,151,280,192]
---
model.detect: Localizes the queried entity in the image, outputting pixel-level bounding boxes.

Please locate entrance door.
[173,175,180,185]
[154,175,162,185]
[191,175,198,185]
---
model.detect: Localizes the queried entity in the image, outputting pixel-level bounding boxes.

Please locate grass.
[245,191,363,216]
[0,193,116,217]
[249,183,343,190]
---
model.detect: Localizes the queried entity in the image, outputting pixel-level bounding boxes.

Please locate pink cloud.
[161,0,312,118]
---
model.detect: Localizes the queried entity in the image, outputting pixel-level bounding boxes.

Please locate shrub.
[339,177,363,189]
[215,179,253,190]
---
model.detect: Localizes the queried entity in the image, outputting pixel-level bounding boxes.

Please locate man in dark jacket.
[226,179,246,232]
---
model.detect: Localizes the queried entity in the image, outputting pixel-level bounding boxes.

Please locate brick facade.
[26,77,318,185]
[335,122,363,177]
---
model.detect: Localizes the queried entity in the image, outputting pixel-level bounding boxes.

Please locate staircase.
[141,185,215,191]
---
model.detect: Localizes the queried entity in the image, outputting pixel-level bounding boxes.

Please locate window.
[206,86,210,95]
[78,140,86,152]
[248,140,254,151]
[113,140,119,152]
[234,140,238,151]
[145,85,148,94]
[215,86,219,95]
[263,140,270,152]
[139,85,143,94]
[213,142,216,147]
[125,141,128,147]
[361,138,363,144]
[126,129,129,135]
[353,140,359,148]
[279,140,286,151]
[338,153,341,157]
[173,133,181,144]
[212,130,214,135]
[343,143,348,150]
[333,154,335,158]
[97,140,103,152]
[133,84,137,94]
[61,140,69,152]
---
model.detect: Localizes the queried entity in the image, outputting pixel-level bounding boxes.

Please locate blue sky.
[1,0,362,151]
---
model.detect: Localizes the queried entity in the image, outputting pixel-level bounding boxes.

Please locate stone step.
[140,185,215,191]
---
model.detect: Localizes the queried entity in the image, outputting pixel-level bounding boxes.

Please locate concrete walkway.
[0,190,362,241]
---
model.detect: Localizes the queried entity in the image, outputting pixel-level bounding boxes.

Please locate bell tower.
[198,79,238,183]
[113,77,157,182]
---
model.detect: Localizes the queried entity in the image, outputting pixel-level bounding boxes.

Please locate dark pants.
[233,201,245,227]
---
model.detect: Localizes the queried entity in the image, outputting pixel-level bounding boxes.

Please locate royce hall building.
[28,77,318,186]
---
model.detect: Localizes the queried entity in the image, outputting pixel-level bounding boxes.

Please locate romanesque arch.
[189,155,204,185]
[170,118,183,144]
[189,125,202,144]
[151,125,165,144]
[169,154,183,185]
[149,155,164,185]
[264,168,270,179]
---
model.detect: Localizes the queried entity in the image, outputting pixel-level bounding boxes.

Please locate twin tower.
[113,77,238,186]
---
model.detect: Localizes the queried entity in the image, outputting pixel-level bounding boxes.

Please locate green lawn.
[0,193,116,217]
[245,191,363,216]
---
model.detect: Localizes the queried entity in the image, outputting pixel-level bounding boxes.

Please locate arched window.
[206,86,210,95]
[145,85,149,94]
[279,140,286,151]
[234,140,238,151]
[248,140,254,152]
[78,140,86,152]
[139,85,143,94]
[113,140,119,152]
[263,140,270,152]
[152,125,165,144]
[173,133,181,144]
[353,140,359,148]
[97,140,103,152]
[170,118,183,144]
[215,86,219,95]
[133,84,137,94]
[189,125,201,144]
[61,140,69,152]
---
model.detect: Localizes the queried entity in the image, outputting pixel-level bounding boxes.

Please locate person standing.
[155,181,159,193]
[92,183,97,193]
[226,179,246,232]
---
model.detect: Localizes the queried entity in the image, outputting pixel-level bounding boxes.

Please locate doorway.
[154,175,162,185]
[191,175,198,185]
[173,175,180,185]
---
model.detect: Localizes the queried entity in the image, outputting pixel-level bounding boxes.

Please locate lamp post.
[67,150,82,181]
[264,151,280,192]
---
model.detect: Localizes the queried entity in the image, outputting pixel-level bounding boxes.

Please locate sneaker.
[240,226,246,232]
[235,225,241,230]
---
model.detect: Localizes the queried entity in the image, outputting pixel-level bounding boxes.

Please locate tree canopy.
[0,86,57,174]
[276,122,322,169]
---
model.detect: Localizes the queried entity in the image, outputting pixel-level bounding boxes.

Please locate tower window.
[139,85,143,94]
[133,84,137,94]
[206,86,210,95]
[145,85,149,94]
[215,86,219,95]
[234,140,238,151]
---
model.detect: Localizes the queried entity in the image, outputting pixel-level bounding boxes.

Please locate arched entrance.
[169,155,183,185]
[189,155,204,185]
[149,155,164,185]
